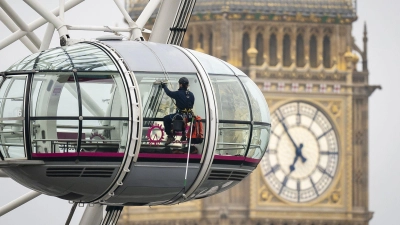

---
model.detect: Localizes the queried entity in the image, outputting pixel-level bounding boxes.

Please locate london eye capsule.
[0,40,271,206]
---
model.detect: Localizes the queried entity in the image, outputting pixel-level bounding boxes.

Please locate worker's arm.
[162,84,178,99]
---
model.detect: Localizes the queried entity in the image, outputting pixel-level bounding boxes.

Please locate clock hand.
[297,143,307,163]
[290,144,307,172]
[289,155,299,172]
[281,122,298,149]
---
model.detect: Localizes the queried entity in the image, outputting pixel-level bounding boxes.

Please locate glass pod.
[0,40,270,205]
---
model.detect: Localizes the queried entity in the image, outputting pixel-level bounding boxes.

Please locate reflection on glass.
[30,72,129,157]
[216,123,250,156]
[246,125,271,159]
[223,62,246,76]
[0,77,26,159]
[7,43,118,72]
[189,50,234,75]
[239,76,270,123]
[135,73,205,155]
[35,48,72,71]
[78,73,128,117]
[31,120,78,154]
[66,44,117,71]
[31,73,79,117]
[7,53,40,71]
[0,121,25,158]
[211,76,250,121]
[81,120,128,153]
[211,75,252,157]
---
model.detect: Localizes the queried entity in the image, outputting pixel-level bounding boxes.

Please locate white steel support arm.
[0,30,29,50]
[136,0,161,28]
[0,191,41,217]
[113,0,143,40]
[59,0,65,22]
[23,0,70,46]
[0,0,41,48]
[40,23,55,51]
[0,0,84,50]
[113,0,135,26]
[0,8,38,53]
[66,25,131,32]
[149,0,180,44]
[149,0,196,45]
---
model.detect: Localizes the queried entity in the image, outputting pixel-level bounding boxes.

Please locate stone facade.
[120,1,378,224]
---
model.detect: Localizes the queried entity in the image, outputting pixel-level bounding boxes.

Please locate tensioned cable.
[183,116,194,191]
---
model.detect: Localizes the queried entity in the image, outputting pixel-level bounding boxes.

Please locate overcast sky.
[0,0,399,224]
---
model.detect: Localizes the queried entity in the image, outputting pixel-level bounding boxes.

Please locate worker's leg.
[163,114,173,136]
[163,114,175,145]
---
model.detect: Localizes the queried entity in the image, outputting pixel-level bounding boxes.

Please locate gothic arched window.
[296,34,305,67]
[323,35,331,68]
[283,34,291,67]
[256,33,264,65]
[188,34,194,49]
[208,33,213,55]
[310,35,318,68]
[269,34,277,66]
[242,32,250,67]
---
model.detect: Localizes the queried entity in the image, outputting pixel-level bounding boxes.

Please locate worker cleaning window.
[161,77,195,145]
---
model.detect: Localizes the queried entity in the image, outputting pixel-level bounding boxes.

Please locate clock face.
[261,102,339,203]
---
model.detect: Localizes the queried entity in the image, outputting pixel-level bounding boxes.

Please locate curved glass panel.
[35,48,72,71]
[141,43,198,73]
[188,50,234,75]
[7,53,40,71]
[135,73,205,157]
[211,75,251,157]
[0,76,27,159]
[80,120,128,154]
[7,43,117,72]
[31,73,79,117]
[239,76,271,160]
[66,44,117,71]
[211,75,250,121]
[222,61,247,76]
[104,41,164,72]
[31,119,79,155]
[30,72,128,157]
[79,72,128,117]
[247,125,271,160]
[239,76,270,123]
[78,72,129,154]
[30,73,78,155]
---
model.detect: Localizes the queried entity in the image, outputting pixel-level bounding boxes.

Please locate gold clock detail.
[261,101,339,203]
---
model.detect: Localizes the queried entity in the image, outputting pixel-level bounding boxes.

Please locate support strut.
[0,191,41,217]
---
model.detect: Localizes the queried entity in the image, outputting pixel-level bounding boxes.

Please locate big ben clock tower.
[121,1,379,224]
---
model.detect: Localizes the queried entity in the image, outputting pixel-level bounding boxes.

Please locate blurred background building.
[119,0,378,224]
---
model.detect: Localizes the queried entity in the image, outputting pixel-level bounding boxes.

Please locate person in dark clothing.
[161,77,195,145]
